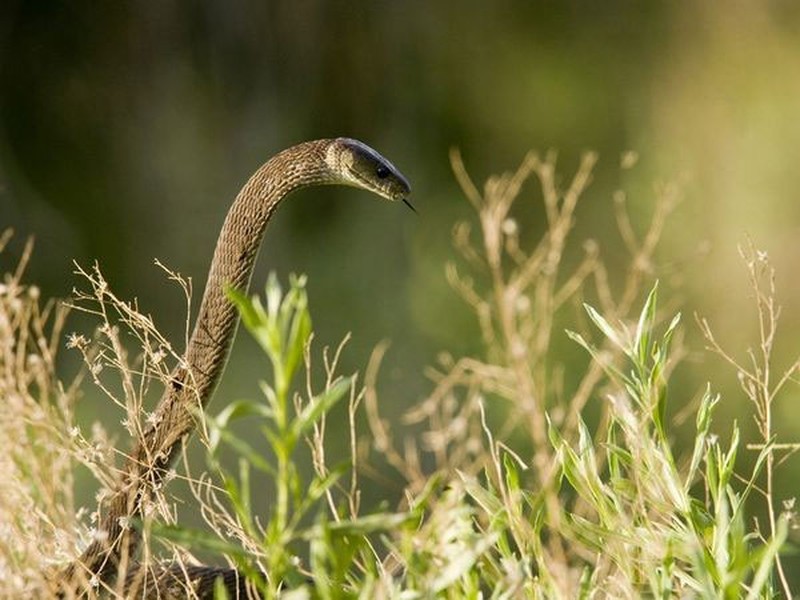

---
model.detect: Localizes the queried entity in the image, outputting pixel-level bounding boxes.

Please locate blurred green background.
[2,0,800,576]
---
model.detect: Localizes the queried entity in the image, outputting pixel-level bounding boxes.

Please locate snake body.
[57,138,410,597]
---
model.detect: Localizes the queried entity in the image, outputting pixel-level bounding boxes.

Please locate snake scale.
[54,138,411,598]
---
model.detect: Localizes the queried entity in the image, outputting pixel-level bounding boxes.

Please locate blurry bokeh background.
[2,0,800,577]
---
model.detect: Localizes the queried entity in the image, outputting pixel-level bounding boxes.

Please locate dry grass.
[0,231,82,595]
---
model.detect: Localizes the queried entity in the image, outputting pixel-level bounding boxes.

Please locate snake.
[55,138,411,598]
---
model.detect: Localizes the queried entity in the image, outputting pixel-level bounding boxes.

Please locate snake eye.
[376,165,391,179]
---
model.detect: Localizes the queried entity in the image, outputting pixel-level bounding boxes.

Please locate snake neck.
[184,139,334,401]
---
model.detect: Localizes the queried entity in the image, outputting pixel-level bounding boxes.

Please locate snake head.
[328,138,413,210]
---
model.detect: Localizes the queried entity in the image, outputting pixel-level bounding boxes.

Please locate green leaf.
[295,462,348,518]
[226,286,275,357]
[213,576,231,600]
[212,425,275,476]
[209,399,274,454]
[303,511,412,539]
[583,304,627,353]
[290,376,353,440]
[662,312,682,352]
[686,387,719,491]
[503,451,521,493]
[430,532,498,592]
[153,522,253,560]
[633,281,659,366]
[284,298,311,384]
[265,271,283,319]
[226,285,262,333]
[459,471,504,516]
[745,516,788,600]
[566,328,629,385]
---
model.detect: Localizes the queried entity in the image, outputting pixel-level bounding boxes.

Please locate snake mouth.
[348,167,404,202]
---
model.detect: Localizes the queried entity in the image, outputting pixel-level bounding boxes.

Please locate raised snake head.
[326,138,413,210]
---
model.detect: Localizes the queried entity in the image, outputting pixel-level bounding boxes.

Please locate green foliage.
[168,274,413,598]
[162,274,790,599]
[562,284,786,598]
